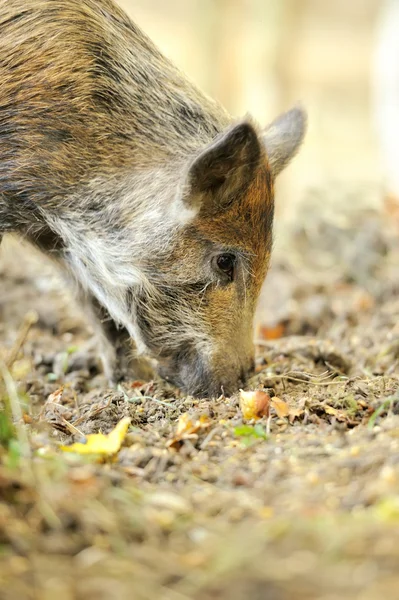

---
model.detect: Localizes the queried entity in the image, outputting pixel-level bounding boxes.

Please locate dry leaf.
[176,413,210,437]
[47,387,65,404]
[257,323,285,341]
[40,386,75,434]
[271,397,289,418]
[288,407,304,424]
[324,405,338,416]
[175,414,193,437]
[61,417,131,456]
[167,413,211,448]
[239,390,270,420]
[353,291,375,313]
[130,381,146,389]
[323,405,348,422]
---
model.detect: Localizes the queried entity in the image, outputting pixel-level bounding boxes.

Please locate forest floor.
[0,191,399,600]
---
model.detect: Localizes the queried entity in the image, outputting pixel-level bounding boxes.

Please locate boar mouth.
[157,344,213,397]
[157,344,250,398]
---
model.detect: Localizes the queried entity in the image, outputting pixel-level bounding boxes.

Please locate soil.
[0,192,398,600]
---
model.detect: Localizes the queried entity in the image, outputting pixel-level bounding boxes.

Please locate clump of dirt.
[0,194,398,600]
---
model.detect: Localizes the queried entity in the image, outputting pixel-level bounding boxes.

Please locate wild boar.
[0,0,306,396]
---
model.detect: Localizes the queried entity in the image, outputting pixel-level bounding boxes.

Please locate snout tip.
[158,356,255,399]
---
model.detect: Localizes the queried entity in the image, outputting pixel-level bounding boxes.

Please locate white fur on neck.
[46,165,198,353]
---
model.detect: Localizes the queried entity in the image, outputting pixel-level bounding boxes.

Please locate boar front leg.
[80,292,154,385]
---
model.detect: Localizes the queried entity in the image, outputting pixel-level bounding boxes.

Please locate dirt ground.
[0,191,398,600]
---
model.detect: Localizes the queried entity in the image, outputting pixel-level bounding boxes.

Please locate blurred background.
[117,0,397,222]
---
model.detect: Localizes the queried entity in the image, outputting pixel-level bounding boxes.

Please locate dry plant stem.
[258,372,349,387]
[200,426,222,450]
[266,415,272,435]
[6,310,38,369]
[60,418,85,439]
[0,358,31,462]
[128,395,174,408]
[0,361,61,528]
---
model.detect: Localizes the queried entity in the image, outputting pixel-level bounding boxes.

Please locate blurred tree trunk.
[197,0,246,114]
[274,0,305,110]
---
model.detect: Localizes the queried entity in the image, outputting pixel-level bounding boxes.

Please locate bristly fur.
[0,0,306,397]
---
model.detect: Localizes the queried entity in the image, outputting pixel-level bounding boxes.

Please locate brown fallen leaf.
[270,397,289,418]
[47,386,64,405]
[353,291,375,313]
[257,323,285,341]
[239,390,270,420]
[130,381,146,389]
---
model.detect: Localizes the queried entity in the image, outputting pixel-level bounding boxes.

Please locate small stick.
[257,372,349,387]
[200,426,221,450]
[266,415,272,435]
[6,311,38,370]
[127,395,174,408]
[254,339,273,347]
[60,417,86,439]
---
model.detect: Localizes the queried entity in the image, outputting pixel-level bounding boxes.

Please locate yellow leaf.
[174,413,210,438]
[324,405,338,416]
[61,417,131,456]
[258,506,274,519]
[239,390,270,421]
[175,413,195,437]
[270,397,289,418]
[374,497,399,522]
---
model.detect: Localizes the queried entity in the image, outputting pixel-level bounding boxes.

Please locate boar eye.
[215,253,236,282]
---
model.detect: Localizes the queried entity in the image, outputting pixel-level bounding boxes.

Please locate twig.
[6,311,38,370]
[257,372,349,387]
[127,395,174,408]
[254,340,274,348]
[60,418,85,439]
[72,389,80,417]
[117,384,174,408]
[200,426,221,450]
[266,415,272,435]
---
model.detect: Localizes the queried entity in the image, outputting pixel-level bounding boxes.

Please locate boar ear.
[262,106,307,177]
[185,121,262,207]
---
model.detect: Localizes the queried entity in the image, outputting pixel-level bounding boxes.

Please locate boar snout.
[158,346,255,398]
